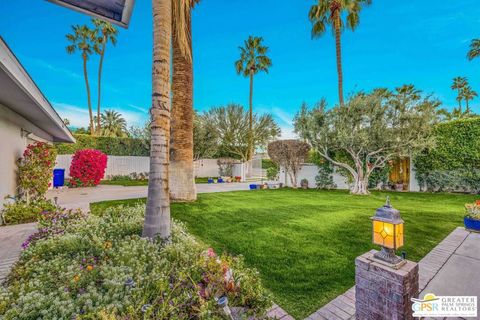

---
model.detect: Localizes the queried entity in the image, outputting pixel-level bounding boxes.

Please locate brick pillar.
[355,250,419,320]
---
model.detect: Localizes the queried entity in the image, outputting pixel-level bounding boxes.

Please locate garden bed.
[0,206,271,319]
[91,189,478,318]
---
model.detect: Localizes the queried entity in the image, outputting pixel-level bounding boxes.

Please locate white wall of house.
[55,156,246,181]
[0,104,52,206]
[409,160,421,192]
[279,164,350,189]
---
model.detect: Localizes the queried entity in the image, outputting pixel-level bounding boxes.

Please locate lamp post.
[371,197,405,267]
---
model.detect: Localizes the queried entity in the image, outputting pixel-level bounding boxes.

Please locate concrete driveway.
[47,182,257,211]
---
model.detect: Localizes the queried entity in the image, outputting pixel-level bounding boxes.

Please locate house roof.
[0,37,75,143]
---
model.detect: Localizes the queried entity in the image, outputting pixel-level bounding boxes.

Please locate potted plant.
[464,200,480,232]
[300,179,309,190]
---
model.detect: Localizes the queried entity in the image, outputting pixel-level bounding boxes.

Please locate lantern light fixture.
[371,197,405,267]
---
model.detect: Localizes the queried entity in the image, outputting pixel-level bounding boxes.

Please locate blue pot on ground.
[208,179,214,184]
[464,216,480,232]
[249,184,257,190]
[218,178,224,183]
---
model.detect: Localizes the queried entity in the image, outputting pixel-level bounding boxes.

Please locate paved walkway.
[46,182,257,211]
[0,223,36,283]
[306,227,477,320]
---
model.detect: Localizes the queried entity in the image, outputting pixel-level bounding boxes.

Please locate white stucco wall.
[279,163,350,189]
[0,104,52,207]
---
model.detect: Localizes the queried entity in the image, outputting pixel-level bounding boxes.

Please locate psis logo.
[412,293,477,318]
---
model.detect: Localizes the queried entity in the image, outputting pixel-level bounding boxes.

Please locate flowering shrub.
[69,149,108,187]
[17,142,57,199]
[465,201,480,220]
[0,198,56,226]
[0,205,272,319]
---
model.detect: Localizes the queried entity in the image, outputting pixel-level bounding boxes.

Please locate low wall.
[279,164,350,189]
[280,161,421,192]
[56,155,246,181]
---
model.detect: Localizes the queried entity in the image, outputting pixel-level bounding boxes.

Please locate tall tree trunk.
[97,38,106,135]
[83,53,94,135]
[465,99,469,113]
[351,165,369,195]
[333,14,344,106]
[143,0,172,240]
[170,8,196,202]
[248,71,254,161]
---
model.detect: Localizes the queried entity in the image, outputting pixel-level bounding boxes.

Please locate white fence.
[279,164,350,189]
[56,155,246,181]
[279,162,421,191]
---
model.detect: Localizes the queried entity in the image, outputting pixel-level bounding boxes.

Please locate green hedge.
[414,117,480,192]
[55,134,150,156]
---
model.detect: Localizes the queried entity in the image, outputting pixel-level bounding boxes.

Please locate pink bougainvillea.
[69,149,107,187]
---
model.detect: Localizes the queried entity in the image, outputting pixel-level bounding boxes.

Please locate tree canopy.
[294,85,440,194]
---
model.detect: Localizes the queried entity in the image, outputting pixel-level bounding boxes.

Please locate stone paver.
[46,182,259,211]
[0,222,36,283]
[306,227,475,320]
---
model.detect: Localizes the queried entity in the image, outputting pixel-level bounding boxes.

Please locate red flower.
[69,149,107,187]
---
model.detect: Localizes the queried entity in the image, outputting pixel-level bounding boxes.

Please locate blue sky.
[1,1,479,138]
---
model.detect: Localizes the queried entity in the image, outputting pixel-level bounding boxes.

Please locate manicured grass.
[100,177,210,187]
[90,189,476,318]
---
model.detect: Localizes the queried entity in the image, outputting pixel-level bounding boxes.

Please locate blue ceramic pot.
[464,216,480,232]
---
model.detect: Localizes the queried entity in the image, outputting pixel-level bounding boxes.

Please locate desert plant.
[465,201,480,220]
[268,140,310,188]
[69,149,108,187]
[1,198,56,226]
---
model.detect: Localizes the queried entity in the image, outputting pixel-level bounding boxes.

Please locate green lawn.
[100,177,210,186]
[90,189,476,318]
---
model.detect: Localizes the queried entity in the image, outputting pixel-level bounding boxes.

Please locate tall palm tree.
[235,36,272,161]
[143,0,173,240]
[451,76,467,112]
[462,86,478,113]
[467,39,480,61]
[309,0,371,105]
[170,0,200,202]
[66,25,99,135]
[100,110,127,137]
[92,19,118,135]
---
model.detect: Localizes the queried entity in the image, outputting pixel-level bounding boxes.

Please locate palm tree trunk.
[465,99,469,113]
[334,14,344,106]
[248,71,254,160]
[83,53,94,135]
[143,0,172,240]
[97,39,106,135]
[170,9,196,202]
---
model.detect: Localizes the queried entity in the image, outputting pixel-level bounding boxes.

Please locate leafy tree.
[467,39,480,61]
[308,0,371,105]
[267,140,311,188]
[170,0,201,201]
[100,110,128,137]
[451,76,467,112]
[193,112,219,160]
[235,36,272,161]
[203,104,280,162]
[92,19,118,135]
[66,25,99,135]
[294,86,439,194]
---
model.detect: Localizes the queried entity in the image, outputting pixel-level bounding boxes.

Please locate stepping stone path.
[0,223,36,283]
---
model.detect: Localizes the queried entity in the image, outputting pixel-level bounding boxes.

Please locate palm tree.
[467,39,480,61]
[309,0,371,105]
[92,19,118,135]
[461,86,478,113]
[235,36,272,161]
[170,0,200,202]
[451,76,467,112]
[143,0,173,240]
[66,25,99,135]
[100,110,127,137]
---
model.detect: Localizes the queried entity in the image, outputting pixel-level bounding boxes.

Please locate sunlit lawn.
[90,189,476,318]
